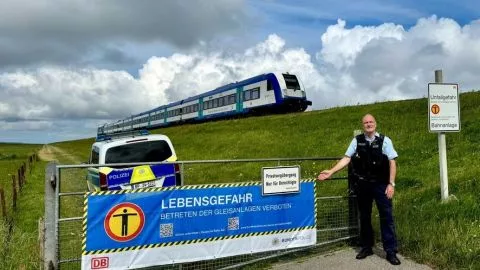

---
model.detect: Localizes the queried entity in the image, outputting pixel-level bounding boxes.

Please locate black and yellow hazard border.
[82,179,317,255]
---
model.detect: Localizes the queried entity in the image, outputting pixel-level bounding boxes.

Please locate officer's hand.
[385,184,395,199]
[317,170,332,181]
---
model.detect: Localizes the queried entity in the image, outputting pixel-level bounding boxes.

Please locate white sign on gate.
[262,166,300,195]
[428,83,460,132]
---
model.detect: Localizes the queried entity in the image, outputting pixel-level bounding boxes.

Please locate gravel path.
[271,247,432,270]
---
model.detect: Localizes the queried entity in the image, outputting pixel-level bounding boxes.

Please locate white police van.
[87,130,181,191]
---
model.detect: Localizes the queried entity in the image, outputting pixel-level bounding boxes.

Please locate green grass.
[3,90,480,269]
[0,144,42,268]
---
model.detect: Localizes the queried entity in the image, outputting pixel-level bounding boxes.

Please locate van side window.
[90,150,99,164]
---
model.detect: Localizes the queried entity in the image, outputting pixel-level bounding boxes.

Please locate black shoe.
[386,252,401,265]
[356,248,373,259]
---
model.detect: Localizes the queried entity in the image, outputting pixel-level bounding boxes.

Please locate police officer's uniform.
[345,132,398,254]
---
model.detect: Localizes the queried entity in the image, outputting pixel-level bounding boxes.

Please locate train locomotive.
[98,72,312,135]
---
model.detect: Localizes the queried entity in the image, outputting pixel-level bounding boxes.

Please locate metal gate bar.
[44,157,358,269]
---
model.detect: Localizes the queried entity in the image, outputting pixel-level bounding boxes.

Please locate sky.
[1,0,479,144]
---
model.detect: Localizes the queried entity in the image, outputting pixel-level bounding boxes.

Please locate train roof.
[131,72,277,117]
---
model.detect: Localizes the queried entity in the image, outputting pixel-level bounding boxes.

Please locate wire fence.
[0,153,38,220]
[46,157,359,269]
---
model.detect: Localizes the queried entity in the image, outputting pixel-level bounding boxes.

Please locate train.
[98,72,312,135]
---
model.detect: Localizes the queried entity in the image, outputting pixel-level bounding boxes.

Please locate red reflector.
[174,163,180,173]
[99,173,108,190]
[126,138,148,143]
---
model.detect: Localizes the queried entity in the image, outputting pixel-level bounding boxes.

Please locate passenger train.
[98,72,312,135]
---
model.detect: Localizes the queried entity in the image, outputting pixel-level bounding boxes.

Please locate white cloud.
[0,120,53,131]
[313,16,480,107]
[318,19,405,69]
[2,16,480,143]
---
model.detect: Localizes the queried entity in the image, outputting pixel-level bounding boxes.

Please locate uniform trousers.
[356,181,398,253]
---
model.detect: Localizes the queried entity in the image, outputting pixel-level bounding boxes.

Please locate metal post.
[435,70,449,201]
[44,161,58,269]
[180,162,184,186]
[347,164,359,245]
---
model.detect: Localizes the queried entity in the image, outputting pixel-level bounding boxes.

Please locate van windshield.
[105,140,173,163]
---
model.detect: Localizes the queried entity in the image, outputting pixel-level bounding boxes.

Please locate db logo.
[91,257,109,269]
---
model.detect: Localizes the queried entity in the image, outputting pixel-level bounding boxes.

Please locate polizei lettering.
[161,193,253,209]
[108,172,130,180]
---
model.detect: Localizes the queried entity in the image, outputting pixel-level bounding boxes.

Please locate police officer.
[317,114,401,265]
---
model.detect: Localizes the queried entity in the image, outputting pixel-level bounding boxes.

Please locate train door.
[264,79,276,104]
[236,86,243,112]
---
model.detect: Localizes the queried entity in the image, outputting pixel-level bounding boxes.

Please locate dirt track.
[38,145,81,164]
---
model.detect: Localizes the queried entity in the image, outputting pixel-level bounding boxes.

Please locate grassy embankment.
[0,143,42,268]
[3,90,480,269]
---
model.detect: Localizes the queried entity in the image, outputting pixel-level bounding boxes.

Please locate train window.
[282,74,301,90]
[244,91,251,101]
[252,88,260,99]
[219,97,224,107]
[229,94,236,104]
[267,80,273,91]
[194,104,198,112]
[213,99,218,108]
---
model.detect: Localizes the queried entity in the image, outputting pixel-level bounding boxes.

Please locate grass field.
[2,90,480,269]
[0,143,42,269]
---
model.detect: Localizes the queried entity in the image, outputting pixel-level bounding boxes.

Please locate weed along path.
[38,144,82,164]
[271,247,432,270]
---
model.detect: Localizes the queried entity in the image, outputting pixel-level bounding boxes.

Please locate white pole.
[435,70,449,201]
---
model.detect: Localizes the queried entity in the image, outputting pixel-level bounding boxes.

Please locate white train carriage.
[97,72,311,136]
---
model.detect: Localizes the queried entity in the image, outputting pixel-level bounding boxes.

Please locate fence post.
[44,161,58,270]
[22,162,27,185]
[0,187,6,219]
[18,168,23,191]
[12,175,17,211]
[29,156,33,174]
[347,164,360,246]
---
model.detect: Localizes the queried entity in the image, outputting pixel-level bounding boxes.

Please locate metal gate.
[43,157,358,269]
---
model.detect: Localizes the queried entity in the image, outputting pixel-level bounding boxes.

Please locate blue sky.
[0,0,479,144]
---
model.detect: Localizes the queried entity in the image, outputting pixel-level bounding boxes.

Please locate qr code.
[228,217,239,230]
[160,223,173,237]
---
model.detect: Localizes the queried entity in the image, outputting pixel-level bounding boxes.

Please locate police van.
[87,130,181,191]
